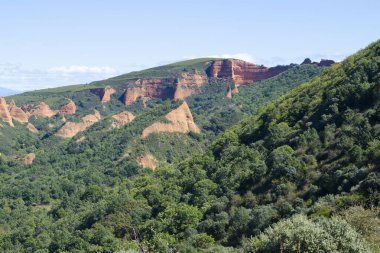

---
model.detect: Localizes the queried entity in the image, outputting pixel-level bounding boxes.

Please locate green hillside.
[1,41,378,253]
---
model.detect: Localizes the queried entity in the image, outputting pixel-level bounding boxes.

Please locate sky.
[0,0,379,91]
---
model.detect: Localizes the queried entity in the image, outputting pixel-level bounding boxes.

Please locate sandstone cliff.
[123,78,177,106]
[26,102,57,118]
[58,100,76,115]
[90,86,116,103]
[9,100,29,123]
[111,111,135,128]
[206,59,289,86]
[121,59,290,106]
[141,102,200,138]
[56,110,101,138]
[122,71,208,106]
[0,97,14,127]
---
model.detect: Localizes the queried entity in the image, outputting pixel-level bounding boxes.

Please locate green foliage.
[244,215,370,253]
[0,41,379,252]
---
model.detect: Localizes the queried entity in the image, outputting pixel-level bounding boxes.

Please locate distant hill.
[0,58,326,162]
[0,87,20,96]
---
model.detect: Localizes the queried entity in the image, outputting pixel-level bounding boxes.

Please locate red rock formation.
[56,110,101,138]
[121,59,289,106]
[0,97,14,127]
[123,79,177,106]
[174,72,207,100]
[90,86,116,103]
[27,102,57,118]
[9,100,29,123]
[141,102,200,138]
[206,59,290,86]
[26,123,38,133]
[111,111,135,128]
[58,100,76,115]
[122,72,209,106]
[23,153,36,165]
[136,153,158,170]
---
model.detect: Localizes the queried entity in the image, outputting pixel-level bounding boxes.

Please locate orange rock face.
[121,60,288,106]
[136,153,158,170]
[111,111,135,128]
[207,59,289,86]
[58,100,76,115]
[173,72,207,100]
[123,79,177,106]
[23,153,36,165]
[27,102,57,118]
[141,102,200,138]
[9,100,29,123]
[123,72,208,106]
[55,110,101,138]
[90,86,116,103]
[0,97,14,127]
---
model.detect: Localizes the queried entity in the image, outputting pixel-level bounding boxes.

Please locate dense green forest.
[0,40,379,252]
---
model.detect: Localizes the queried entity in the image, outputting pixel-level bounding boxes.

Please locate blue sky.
[0,0,379,91]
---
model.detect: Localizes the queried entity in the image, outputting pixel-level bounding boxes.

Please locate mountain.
[0,58,327,163]
[0,87,19,97]
[0,53,361,252]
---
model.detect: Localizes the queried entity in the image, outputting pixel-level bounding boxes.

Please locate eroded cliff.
[141,102,200,138]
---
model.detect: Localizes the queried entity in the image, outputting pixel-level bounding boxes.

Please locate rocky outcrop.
[55,110,101,138]
[123,71,208,106]
[111,111,135,128]
[23,153,36,165]
[173,71,207,100]
[123,79,177,106]
[121,60,290,106]
[9,100,29,123]
[136,153,158,170]
[0,97,14,127]
[301,58,335,67]
[206,59,289,86]
[90,86,116,103]
[26,123,38,133]
[27,102,57,118]
[141,102,200,138]
[58,100,76,115]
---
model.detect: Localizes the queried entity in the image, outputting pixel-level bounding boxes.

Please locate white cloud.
[48,65,117,74]
[0,63,121,91]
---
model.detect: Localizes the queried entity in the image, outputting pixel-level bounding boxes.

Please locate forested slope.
[0,41,378,252]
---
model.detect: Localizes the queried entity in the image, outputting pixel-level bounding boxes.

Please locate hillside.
[1,50,366,252]
[0,58,326,164]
